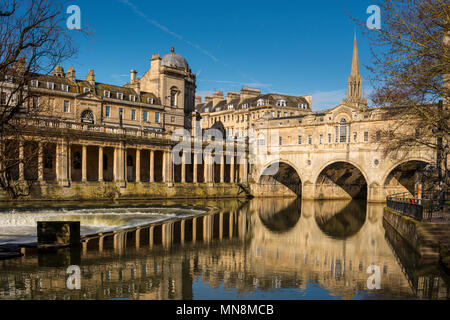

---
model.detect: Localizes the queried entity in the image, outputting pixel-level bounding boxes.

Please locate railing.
[386,192,448,221]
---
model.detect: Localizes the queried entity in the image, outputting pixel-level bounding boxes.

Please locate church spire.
[343,33,367,109]
[350,32,360,76]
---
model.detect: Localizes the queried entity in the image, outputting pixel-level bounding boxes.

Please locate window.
[335,126,339,143]
[257,99,264,107]
[276,100,286,107]
[170,90,176,106]
[0,92,6,105]
[105,106,111,117]
[308,135,312,145]
[376,131,381,141]
[319,134,323,144]
[84,87,90,93]
[328,133,332,144]
[279,137,282,145]
[143,111,148,122]
[155,112,160,123]
[32,96,39,109]
[171,116,175,122]
[117,92,123,100]
[63,100,70,113]
[130,95,136,102]
[204,108,209,113]
[73,152,82,170]
[148,98,154,104]
[284,112,287,117]
[298,136,302,145]
[131,109,136,120]
[62,84,69,92]
[31,80,39,87]
[46,82,55,90]
[353,132,357,142]
[104,90,110,98]
[228,104,234,109]
[339,119,347,143]
[364,131,369,142]
[277,111,281,118]
[241,115,244,122]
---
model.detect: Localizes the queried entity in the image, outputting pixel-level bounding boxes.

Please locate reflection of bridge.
[0,199,448,300]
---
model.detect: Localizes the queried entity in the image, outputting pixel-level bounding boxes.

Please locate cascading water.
[0,206,205,244]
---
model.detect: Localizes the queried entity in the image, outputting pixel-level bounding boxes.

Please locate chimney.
[66,67,76,82]
[13,57,26,74]
[204,95,214,104]
[227,91,240,104]
[240,86,261,101]
[195,96,202,105]
[86,69,95,84]
[302,95,312,107]
[130,70,137,84]
[212,91,224,106]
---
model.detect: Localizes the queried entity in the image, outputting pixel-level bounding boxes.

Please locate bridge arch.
[314,160,369,200]
[382,158,433,196]
[255,160,303,197]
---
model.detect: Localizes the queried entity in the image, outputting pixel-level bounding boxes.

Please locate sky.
[65,0,378,110]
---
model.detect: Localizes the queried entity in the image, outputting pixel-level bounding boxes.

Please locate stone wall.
[0,182,244,202]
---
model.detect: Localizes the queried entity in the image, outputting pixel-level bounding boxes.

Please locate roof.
[161,47,188,70]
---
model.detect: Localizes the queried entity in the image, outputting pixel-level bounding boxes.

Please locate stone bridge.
[251,137,435,202]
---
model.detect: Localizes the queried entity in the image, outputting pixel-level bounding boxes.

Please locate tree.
[356,0,450,198]
[0,0,80,198]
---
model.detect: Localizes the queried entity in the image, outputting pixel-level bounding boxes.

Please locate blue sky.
[66,0,377,110]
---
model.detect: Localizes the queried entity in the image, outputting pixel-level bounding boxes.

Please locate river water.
[0,198,449,300]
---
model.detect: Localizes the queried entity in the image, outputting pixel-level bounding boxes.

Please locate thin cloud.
[312,89,345,110]
[118,0,219,62]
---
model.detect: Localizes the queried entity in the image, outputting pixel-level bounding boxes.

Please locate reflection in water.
[258,198,301,233]
[314,200,366,239]
[0,198,449,300]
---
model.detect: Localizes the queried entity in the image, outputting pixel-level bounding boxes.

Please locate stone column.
[167,150,174,185]
[242,154,248,183]
[162,151,167,183]
[136,149,141,183]
[56,142,69,186]
[98,147,104,182]
[18,141,24,181]
[230,154,235,183]
[99,236,104,254]
[220,153,225,183]
[149,150,155,183]
[181,151,186,183]
[203,155,208,183]
[113,147,117,181]
[82,145,87,182]
[38,142,44,181]
[193,152,198,183]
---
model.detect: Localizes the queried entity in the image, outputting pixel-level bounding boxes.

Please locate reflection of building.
[2,199,446,300]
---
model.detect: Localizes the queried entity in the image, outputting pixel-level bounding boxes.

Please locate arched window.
[170,87,178,107]
[339,118,347,143]
[81,109,94,124]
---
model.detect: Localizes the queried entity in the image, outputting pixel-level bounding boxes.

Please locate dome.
[161,47,188,70]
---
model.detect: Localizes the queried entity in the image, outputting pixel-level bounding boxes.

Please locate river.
[0,198,449,300]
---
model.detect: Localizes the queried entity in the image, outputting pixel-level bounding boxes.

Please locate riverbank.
[383,207,450,271]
